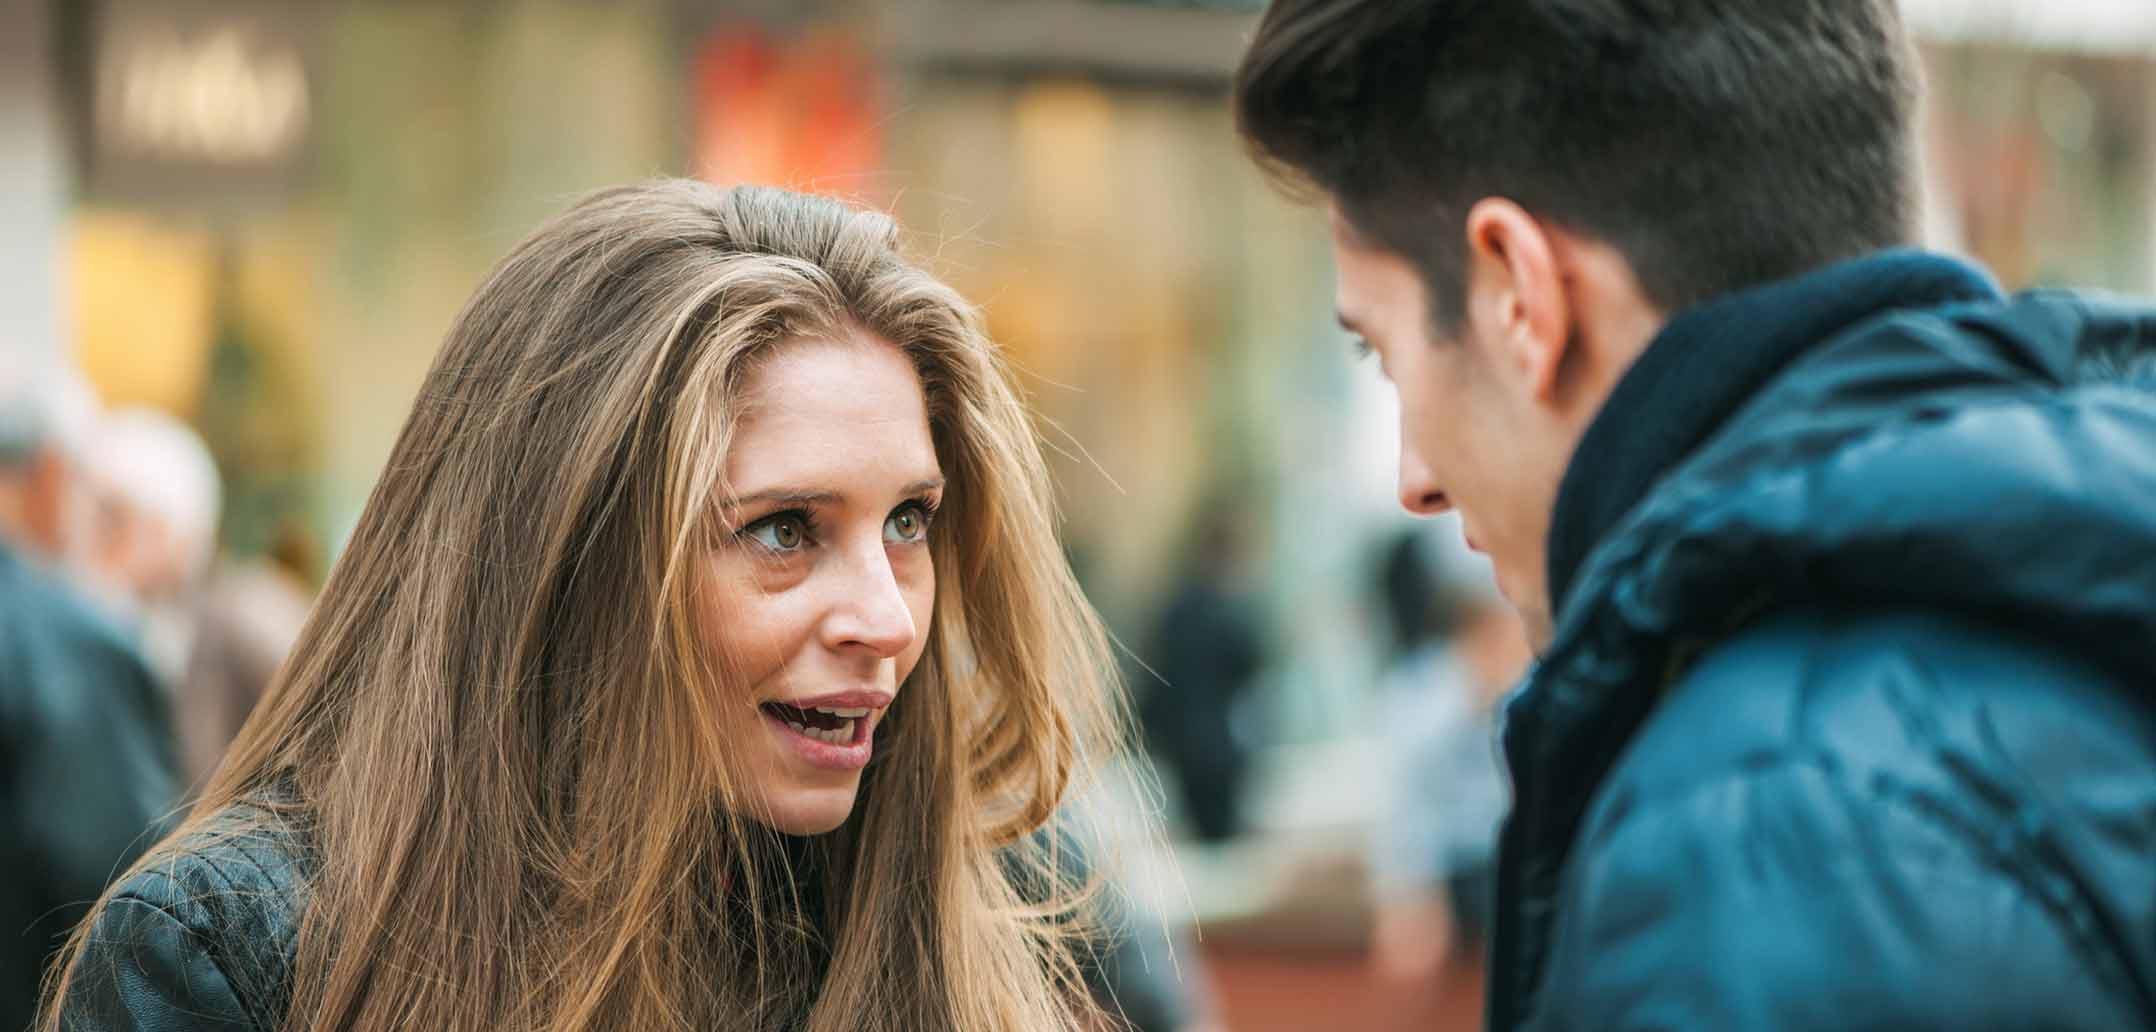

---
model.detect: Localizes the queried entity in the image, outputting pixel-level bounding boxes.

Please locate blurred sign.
[1101,0,1265,10]
[692,25,885,199]
[83,1,322,210]
[1903,0,2156,53]
[889,1,1258,86]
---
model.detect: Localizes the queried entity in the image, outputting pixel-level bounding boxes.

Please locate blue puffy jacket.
[1491,252,2156,1030]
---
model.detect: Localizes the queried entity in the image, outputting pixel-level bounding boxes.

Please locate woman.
[44,181,1130,1031]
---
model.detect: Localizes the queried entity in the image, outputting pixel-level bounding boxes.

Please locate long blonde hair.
[46,180,1130,1031]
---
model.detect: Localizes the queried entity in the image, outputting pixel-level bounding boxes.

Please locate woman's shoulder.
[119,796,314,935]
[60,798,313,1031]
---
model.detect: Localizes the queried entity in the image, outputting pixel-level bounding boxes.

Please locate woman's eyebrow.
[727,476,942,510]
[727,488,840,510]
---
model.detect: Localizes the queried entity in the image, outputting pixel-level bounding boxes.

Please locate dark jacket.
[1489,251,2156,1030]
[0,543,177,1032]
[54,801,305,1031]
[58,806,1190,1030]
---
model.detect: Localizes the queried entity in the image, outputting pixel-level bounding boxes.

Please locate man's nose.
[1398,446,1451,516]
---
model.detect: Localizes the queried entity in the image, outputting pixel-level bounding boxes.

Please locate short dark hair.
[1234,0,1920,326]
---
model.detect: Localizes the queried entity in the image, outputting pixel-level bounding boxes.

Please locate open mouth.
[760,701,870,745]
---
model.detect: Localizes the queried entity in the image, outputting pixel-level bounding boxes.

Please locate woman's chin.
[753,785,861,836]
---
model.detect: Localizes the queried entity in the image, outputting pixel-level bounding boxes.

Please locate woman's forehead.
[724,337,941,498]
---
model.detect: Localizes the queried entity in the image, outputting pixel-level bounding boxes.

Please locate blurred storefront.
[2,0,70,372]
[51,0,2154,619]
[1919,45,2156,293]
[50,0,679,570]
[39,0,1372,671]
[39,1,2156,594]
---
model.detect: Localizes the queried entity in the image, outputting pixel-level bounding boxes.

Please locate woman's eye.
[884,504,930,544]
[746,515,808,552]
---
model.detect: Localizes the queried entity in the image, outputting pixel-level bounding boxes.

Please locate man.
[0,364,177,1032]
[77,407,226,684]
[1234,2,2156,1028]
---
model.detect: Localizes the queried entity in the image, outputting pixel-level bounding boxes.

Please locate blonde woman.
[44,181,1132,1031]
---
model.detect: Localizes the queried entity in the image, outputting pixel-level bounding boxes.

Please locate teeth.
[784,718,856,745]
[813,706,870,718]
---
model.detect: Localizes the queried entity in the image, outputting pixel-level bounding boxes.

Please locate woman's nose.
[821,546,918,659]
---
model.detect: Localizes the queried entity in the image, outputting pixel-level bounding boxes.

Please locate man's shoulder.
[1539,702,2154,1028]
[1599,606,2152,814]
[1533,609,2156,1029]
[1829,279,2156,368]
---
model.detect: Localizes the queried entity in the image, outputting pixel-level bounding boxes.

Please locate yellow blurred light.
[69,211,217,414]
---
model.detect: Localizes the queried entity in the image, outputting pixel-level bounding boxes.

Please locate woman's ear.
[1462,198,1573,404]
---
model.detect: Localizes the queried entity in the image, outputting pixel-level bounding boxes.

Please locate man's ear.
[1463,198,1572,404]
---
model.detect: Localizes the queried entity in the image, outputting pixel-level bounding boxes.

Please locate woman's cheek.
[894,561,936,683]
[700,563,796,687]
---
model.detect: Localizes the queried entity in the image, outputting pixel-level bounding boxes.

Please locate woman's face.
[701,330,943,835]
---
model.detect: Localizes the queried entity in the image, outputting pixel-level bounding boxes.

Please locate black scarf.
[1544,249,2002,616]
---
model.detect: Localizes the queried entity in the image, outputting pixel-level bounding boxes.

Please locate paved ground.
[1202,943,1483,1032]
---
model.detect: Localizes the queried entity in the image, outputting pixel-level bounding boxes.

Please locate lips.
[759,690,891,771]
[767,690,893,710]
[762,701,869,743]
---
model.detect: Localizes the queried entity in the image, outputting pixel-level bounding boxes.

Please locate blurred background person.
[0,364,97,574]
[0,362,177,1032]
[1137,496,1267,844]
[1365,525,1528,987]
[69,405,308,789]
[175,555,311,786]
[75,408,223,683]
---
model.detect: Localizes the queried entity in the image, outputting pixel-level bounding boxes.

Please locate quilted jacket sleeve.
[55,894,256,1032]
[1522,618,2154,1031]
[1526,759,2139,1030]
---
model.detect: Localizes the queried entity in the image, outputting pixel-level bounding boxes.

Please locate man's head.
[78,407,223,614]
[0,361,102,567]
[1235,0,1920,642]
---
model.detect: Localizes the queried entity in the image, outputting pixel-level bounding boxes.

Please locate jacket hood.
[1547,289,2156,697]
